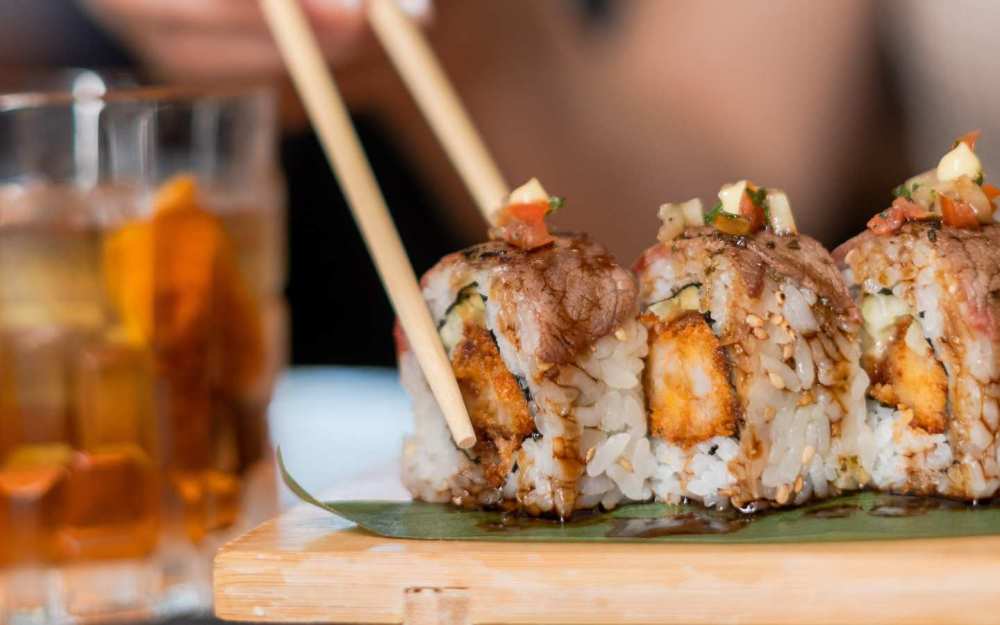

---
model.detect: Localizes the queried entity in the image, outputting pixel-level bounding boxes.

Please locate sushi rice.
[401,233,648,517]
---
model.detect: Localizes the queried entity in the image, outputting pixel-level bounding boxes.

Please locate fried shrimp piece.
[451,322,534,486]
[869,318,948,434]
[644,311,738,445]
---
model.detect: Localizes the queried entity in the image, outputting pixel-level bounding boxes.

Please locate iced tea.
[0,79,284,622]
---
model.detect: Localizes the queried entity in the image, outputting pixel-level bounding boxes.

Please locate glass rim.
[0,71,275,113]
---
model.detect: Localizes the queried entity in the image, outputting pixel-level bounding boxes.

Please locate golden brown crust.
[643,311,738,446]
[451,322,535,487]
[867,319,948,434]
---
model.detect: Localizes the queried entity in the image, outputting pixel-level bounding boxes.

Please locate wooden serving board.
[214,505,1000,625]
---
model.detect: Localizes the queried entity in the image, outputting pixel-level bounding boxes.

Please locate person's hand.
[80,0,430,81]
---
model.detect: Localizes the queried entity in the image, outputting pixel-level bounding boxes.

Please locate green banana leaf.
[278,449,1000,544]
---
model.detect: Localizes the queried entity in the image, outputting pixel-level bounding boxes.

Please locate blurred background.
[4,0,998,368]
[1,0,999,622]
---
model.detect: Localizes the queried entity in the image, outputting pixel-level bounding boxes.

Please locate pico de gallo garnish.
[489,178,562,250]
[657,180,798,243]
[868,130,998,234]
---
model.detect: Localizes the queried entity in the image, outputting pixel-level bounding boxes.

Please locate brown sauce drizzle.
[476,508,605,532]
[866,494,967,517]
[467,492,1000,541]
[474,494,992,538]
[804,505,857,519]
[607,510,752,538]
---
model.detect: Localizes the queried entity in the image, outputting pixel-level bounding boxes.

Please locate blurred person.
[1,0,987,366]
[80,0,436,80]
[881,0,1000,182]
[403,1,904,254]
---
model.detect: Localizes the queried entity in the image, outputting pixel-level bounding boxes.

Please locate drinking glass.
[0,71,285,623]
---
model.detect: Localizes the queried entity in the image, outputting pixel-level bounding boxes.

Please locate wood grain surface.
[214,506,1000,624]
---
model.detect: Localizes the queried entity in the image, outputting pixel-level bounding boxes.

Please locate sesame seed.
[753,327,769,340]
[776,484,791,505]
[768,372,786,389]
[801,445,815,465]
[782,344,794,360]
[615,327,628,341]
[770,314,785,326]
[585,447,596,463]
[746,314,764,328]
[617,457,634,472]
[794,476,804,493]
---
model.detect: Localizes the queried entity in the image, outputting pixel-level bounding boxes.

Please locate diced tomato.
[491,200,554,250]
[940,194,980,229]
[982,183,1000,208]
[738,189,766,232]
[867,197,935,235]
[958,130,982,151]
[503,201,549,224]
[867,210,904,236]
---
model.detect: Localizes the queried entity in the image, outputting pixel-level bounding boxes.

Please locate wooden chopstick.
[367,0,509,223]
[259,0,476,450]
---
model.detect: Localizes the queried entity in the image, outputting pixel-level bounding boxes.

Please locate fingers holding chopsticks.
[81,0,433,81]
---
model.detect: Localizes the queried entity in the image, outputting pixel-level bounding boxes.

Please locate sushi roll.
[635,183,873,510]
[835,131,1000,500]
[400,179,649,518]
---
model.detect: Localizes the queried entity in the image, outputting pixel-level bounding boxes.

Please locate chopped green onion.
[747,186,767,207]
[892,183,912,200]
[704,200,723,224]
[547,195,565,214]
[975,172,985,186]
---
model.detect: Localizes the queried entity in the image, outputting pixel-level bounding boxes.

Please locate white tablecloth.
[267,367,412,507]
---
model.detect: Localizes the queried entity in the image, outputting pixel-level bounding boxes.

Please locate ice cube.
[57,445,158,560]
[73,334,156,454]
[168,468,240,543]
[0,223,105,330]
[0,327,76,446]
[0,462,67,565]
